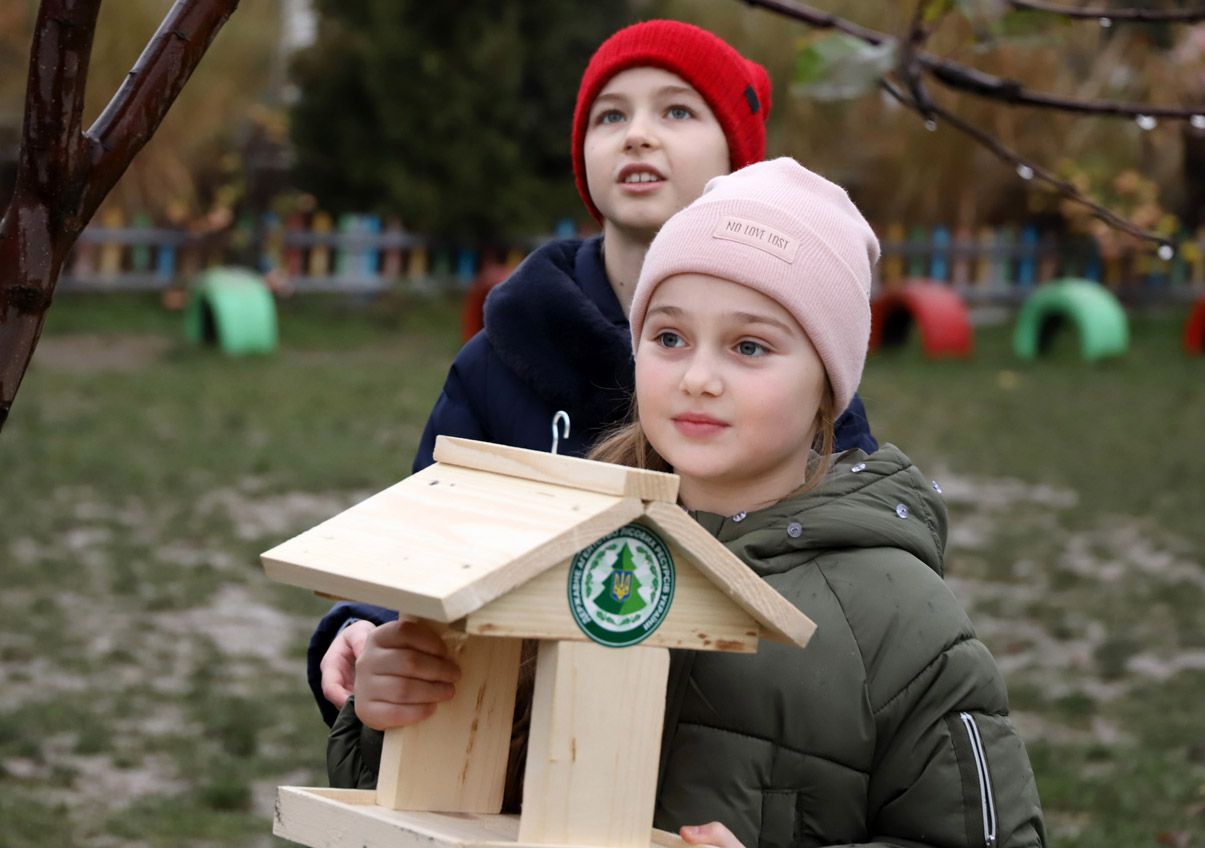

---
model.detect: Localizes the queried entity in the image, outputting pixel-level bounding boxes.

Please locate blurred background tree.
[288,0,632,241]
[285,0,1203,247]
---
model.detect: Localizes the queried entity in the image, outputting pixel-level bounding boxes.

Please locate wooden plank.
[274,788,703,847]
[376,628,521,813]
[464,538,759,652]
[434,436,679,503]
[642,502,816,649]
[518,641,668,848]
[261,463,644,621]
[275,786,518,847]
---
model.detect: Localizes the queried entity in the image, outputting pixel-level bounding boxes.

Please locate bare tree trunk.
[0,0,239,433]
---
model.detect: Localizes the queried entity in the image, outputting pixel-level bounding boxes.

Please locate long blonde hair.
[588,383,840,495]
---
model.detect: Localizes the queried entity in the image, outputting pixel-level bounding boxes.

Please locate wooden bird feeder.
[262,436,815,848]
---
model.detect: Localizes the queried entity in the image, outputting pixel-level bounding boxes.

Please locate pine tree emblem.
[593,544,647,615]
[568,524,675,647]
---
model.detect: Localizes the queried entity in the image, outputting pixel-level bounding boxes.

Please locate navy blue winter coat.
[307,235,877,725]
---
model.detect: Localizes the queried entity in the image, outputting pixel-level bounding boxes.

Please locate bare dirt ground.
[3,465,1201,843]
[31,335,173,374]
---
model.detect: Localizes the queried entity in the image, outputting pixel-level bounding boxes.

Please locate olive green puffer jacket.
[652,446,1044,847]
[328,446,1045,847]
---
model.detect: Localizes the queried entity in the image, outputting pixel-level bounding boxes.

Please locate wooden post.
[362,215,383,279]
[951,225,972,287]
[284,213,305,277]
[973,225,993,288]
[1037,231,1058,282]
[1017,225,1038,287]
[155,231,178,283]
[995,226,1016,292]
[930,225,950,282]
[881,222,904,290]
[70,233,96,281]
[335,212,358,279]
[906,225,928,279]
[456,248,478,286]
[261,211,284,274]
[518,640,669,848]
[309,212,333,279]
[1083,235,1103,282]
[376,627,522,814]
[406,244,429,281]
[382,218,404,280]
[98,208,124,279]
[130,210,153,272]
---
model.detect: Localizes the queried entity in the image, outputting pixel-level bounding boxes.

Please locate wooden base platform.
[274,788,700,848]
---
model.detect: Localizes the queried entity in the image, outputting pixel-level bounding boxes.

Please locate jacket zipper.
[959,711,998,848]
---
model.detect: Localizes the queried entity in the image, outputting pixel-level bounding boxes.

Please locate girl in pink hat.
[589,157,1045,847]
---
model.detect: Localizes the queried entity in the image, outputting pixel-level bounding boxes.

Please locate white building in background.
[282,0,317,52]
[273,0,317,105]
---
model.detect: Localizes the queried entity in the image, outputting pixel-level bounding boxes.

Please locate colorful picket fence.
[876,223,1205,300]
[60,212,1205,300]
[61,209,193,291]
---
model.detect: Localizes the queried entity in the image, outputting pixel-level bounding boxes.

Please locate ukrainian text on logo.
[567,523,675,647]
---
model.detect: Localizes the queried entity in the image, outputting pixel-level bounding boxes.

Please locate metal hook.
[550,410,571,455]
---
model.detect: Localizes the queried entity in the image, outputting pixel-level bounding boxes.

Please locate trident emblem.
[609,570,632,603]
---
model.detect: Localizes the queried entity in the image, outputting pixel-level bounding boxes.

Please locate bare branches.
[742,0,1200,247]
[881,79,1171,250]
[17,0,101,206]
[81,0,239,234]
[746,0,1203,122]
[0,0,240,432]
[739,0,890,45]
[1006,2,1205,24]
[922,57,1203,120]
[900,0,941,126]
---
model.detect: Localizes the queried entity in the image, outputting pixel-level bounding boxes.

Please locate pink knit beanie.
[629,157,879,413]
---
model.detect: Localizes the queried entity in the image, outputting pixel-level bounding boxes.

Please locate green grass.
[1,292,1202,846]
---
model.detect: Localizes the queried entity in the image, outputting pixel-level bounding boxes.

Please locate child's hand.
[320,619,375,709]
[353,618,462,730]
[679,822,743,848]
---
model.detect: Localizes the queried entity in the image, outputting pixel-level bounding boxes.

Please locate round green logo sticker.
[568,523,675,647]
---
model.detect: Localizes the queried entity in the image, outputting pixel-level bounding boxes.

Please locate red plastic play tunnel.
[1185,296,1205,355]
[870,280,973,358]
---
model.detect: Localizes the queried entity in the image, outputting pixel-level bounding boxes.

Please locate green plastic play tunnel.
[1013,279,1128,362]
[185,267,278,356]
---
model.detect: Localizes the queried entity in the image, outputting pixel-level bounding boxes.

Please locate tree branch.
[922,56,1204,120]
[744,0,1203,121]
[901,0,939,126]
[880,78,1172,250]
[15,0,101,213]
[80,0,240,229]
[1,0,240,433]
[739,0,891,45]
[1007,1,1205,24]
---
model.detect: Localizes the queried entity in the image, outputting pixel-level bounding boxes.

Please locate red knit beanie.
[572,20,772,222]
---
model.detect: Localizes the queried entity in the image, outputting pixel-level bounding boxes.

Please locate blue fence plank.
[930,226,951,282]
[1017,225,1039,287]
